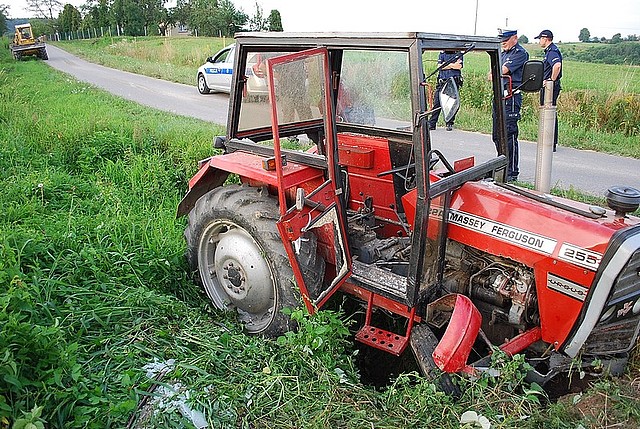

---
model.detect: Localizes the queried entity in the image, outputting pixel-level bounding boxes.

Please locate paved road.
[46,44,639,197]
[46,44,228,124]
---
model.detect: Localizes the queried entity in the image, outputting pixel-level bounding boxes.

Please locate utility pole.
[474,0,479,35]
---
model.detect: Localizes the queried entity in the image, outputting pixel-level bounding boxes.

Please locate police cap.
[534,30,554,40]
[498,29,517,41]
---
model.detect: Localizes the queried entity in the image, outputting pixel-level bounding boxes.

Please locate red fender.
[429,294,482,374]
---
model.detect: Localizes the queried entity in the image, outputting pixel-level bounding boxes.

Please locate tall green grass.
[2,41,639,428]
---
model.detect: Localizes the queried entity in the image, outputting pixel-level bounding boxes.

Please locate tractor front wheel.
[186,185,312,336]
[410,324,461,395]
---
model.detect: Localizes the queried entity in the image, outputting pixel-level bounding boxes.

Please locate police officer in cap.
[491,29,529,182]
[535,29,562,151]
[428,50,463,131]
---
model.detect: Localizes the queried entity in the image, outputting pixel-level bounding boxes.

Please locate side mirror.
[519,60,544,93]
[440,78,460,124]
[213,135,227,149]
[206,56,214,63]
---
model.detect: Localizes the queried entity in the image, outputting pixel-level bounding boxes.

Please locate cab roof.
[234,31,501,50]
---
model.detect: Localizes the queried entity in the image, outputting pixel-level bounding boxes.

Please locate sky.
[4,0,640,43]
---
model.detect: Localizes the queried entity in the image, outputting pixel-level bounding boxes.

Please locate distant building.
[166,22,191,37]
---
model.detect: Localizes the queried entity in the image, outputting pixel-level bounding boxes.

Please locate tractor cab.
[182,32,518,314]
[179,33,640,389]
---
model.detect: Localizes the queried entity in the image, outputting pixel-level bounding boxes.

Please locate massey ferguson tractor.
[177,32,640,391]
[9,23,48,61]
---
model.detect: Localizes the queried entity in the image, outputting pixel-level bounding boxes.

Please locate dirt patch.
[557,368,640,428]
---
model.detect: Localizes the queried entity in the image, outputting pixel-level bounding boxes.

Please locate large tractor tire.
[410,324,461,396]
[39,48,48,60]
[197,73,210,94]
[186,184,323,336]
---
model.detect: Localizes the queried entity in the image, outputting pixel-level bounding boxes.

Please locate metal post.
[535,80,556,193]
[473,0,479,35]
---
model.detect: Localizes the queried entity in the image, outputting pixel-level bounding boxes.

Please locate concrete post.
[535,80,556,193]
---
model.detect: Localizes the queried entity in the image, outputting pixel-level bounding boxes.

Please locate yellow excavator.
[9,23,48,61]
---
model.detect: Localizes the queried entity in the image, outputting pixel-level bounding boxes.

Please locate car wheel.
[197,73,210,94]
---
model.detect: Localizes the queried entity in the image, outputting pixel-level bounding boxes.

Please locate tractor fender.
[427,294,482,374]
[176,160,229,217]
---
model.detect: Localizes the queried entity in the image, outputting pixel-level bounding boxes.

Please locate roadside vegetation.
[53,36,640,159]
[2,38,640,428]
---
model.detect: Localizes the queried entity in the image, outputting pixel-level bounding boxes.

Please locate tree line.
[1,0,283,38]
[579,27,638,44]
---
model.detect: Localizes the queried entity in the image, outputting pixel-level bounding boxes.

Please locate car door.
[204,45,235,92]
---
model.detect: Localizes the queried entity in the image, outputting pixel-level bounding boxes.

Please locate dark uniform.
[536,30,563,151]
[492,30,529,182]
[428,51,463,130]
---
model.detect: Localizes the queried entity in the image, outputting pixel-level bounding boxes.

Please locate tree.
[139,0,166,35]
[82,0,110,29]
[0,4,8,34]
[26,0,62,20]
[59,4,82,33]
[187,0,247,37]
[518,35,529,44]
[217,0,247,35]
[611,33,622,44]
[248,2,267,31]
[579,27,590,42]
[267,9,282,31]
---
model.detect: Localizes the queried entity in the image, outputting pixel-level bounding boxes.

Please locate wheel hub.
[222,262,246,297]
[205,225,274,315]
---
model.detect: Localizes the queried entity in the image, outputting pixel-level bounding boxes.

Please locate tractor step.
[356,325,409,356]
[354,291,416,356]
[351,260,407,303]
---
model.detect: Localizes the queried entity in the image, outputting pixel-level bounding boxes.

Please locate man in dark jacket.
[492,29,529,182]
[535,29,563,151]
[428,50,463,131]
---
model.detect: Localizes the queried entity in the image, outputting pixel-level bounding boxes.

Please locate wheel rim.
[198,75,206,92]
[198,220,277,333]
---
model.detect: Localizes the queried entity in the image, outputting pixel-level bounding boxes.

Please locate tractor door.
[265,48,352,311]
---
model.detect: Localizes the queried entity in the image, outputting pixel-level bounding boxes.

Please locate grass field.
[2,37,640,428]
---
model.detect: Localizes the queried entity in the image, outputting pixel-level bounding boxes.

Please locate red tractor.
[178,33,640,390]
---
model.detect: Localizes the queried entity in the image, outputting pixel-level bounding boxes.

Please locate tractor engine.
[347,211,540,346]
[443,242,539,344]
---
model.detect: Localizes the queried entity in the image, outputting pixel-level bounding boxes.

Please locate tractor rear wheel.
[186,185,321,336]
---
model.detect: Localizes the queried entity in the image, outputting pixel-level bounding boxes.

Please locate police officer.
[428,50,463,131]
[492,29,529,182]
[535,29,562,151]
